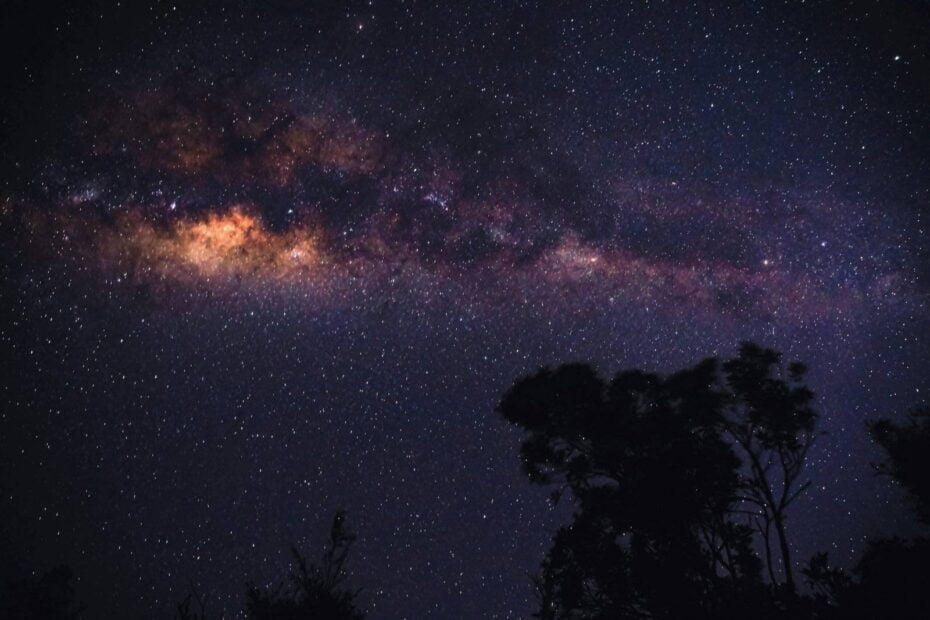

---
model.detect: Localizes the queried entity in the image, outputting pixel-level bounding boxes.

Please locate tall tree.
[499,359,766,618]
[498,343,819,618]
[722,343,818,593]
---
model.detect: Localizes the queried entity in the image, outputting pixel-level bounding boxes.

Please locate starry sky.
[1,1,929,617]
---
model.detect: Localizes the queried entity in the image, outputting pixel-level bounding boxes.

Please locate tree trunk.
[773,513,795,593]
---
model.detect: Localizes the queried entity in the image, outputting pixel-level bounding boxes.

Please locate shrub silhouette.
[1,565,85,620]
[245,510,365,620]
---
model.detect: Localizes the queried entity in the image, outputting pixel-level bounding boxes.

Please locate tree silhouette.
[788,403,930,619]
[837,537,930,619]
[498,343,818,618]
[245,510,365,620]
[869,406,930,523]
[812,405,930,619]
[722,343,818,593]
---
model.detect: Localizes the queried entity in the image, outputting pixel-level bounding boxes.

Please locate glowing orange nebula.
[4,196,873,320]
[99,207,326,284]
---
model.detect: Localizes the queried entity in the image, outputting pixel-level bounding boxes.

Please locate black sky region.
[1,1,929,617]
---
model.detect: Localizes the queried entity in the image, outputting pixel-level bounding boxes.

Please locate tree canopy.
[498,343,820,618]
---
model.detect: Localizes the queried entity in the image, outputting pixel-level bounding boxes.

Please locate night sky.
[2,1,929,617]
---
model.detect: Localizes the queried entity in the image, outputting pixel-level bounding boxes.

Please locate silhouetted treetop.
[498,342,820,618]
[499,357,736,530]
[723,342,816,450]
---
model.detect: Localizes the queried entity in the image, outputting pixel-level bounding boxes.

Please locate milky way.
[12,82,919,318]
[2,2,929,617]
